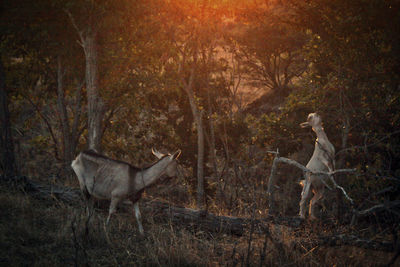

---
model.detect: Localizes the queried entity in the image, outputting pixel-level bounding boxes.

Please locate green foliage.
[2,0,399,217]
[233,3,309,94]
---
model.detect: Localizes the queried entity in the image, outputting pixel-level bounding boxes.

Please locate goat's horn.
[173,150,182,159]
[152,148,164,159]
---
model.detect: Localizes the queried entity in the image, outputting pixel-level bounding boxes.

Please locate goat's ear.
[172,150,181,160]
[152,148,164,159]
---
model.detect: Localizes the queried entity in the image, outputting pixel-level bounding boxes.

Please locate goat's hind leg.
[299,179,312,219]
[309,187,324,220]
[81,186,94,218]
[130,190,145,235]
[80,187,94,236]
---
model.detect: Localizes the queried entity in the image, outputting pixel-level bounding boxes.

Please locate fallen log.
[318,234,394,251]
[142,201,246,235]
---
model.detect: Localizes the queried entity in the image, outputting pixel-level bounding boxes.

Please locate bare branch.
[326,173,354,204]
[64,9,85,44]
[356,200,400,217]
[22,93,60,160]
[267,152,356,213]
[336,130,400,157]
[267,154,356,177]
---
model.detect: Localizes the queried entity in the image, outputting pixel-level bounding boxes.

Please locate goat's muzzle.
[300,121,310,128]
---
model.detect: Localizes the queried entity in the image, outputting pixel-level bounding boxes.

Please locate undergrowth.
[0,181,396,266]
[0,182,279,266]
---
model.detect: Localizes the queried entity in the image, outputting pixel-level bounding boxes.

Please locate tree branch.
[22,94,60,160]
[64,9,85,46]
[336,130,400,157]
[267,151,356,214]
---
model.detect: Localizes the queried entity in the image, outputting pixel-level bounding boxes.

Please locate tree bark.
[267,153,279,214]
[335,89,351,221]
[0,60,17,178]
[83,30,104,152]
[56,57,84,180]
[65,8,104,153]
[70,80,83,156]
[183,65,206,211]
[56,57,73,172]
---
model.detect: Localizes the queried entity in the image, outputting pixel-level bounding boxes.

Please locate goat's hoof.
[136,232,146,240]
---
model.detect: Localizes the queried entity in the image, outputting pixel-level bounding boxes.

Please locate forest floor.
[0,178,398,266]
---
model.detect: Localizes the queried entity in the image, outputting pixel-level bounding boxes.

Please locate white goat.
[71,148,181,234]
[299,113,335,220]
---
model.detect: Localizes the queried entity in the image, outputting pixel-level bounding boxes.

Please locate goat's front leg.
[133,202,144,235]
[321,156,334,173]
[107,197,121,224]
[299,178,312,219]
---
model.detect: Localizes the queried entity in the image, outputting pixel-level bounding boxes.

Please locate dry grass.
[0,180,396,266]
[0,181,271,266]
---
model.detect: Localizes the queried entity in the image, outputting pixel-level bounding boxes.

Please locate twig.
[272,156,356,177]
[245,189,257,267]
[22,93,60,160]
[71,217,79,267]
[387,225,400,266]
[258,230,268,267]
[336,130,400,157]
[327,174,354,204]
[230,241,238,267]
[64,9,85,45]
[356,200,400,217]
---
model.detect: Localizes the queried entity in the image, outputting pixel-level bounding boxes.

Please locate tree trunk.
[196,111,205,210]
[56,57,84,180]
[336,90,351,221]
[56,57,73,174]
[267,153,279,214]
[207,91,217,175]
[65,9,104,153]
[207,90,226,203]
[0,60,17,178]
[183,65,206,211]
[70,80,83,157]
[83,30,104,152]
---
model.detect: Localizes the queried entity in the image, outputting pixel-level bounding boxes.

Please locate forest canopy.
[1,0,400,215]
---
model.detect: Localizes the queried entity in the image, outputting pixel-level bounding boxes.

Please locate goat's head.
[300,113,322,128]
[152,148,182,178]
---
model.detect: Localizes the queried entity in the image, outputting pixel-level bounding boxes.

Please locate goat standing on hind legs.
[71,148,181,235]
[299,113,335,220]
